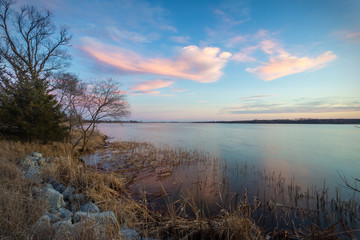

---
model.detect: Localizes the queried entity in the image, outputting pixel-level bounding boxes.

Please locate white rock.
[43,188,66,209]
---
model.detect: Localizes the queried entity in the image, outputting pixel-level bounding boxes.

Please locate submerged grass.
[0,132,359,239]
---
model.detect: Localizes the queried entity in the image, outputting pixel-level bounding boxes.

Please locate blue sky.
[24,0,360,121]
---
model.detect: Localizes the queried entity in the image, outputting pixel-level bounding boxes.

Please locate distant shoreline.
[88,118,360,124]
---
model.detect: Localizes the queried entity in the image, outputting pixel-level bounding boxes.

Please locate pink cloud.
[131,79,174,91]
[239,94,275,100]
[345,31,360,41]
[171,88,188,92]
[80,37,232,83]
[232,46,257,62]
[333,30,360,42]
[245,38,336,80]
[227,35,247,46]
[247,51,336,81]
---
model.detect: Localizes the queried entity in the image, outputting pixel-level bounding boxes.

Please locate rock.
[52,218,72,228]
[49,178,60,189]
[120,227,140,240]
[69,193,86,212]
[55,184,65,193]
[38,215,51,225]
[69,193,85,203]
[25,166,42,182]
[58,207,73,219]
[52,219,74,239]
[37,157,47,166]
[44,213,61,224]
[80,202,100,213]
[62,187,75,200]
[43,188,66,209]
[21,156,38,168]
[73,211,118,225]
[32,152,43,158]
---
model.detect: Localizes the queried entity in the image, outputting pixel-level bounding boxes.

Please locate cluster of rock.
[21,152,148,240]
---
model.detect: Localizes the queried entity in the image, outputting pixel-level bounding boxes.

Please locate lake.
[98,123,359,193]
[93,123,360,231]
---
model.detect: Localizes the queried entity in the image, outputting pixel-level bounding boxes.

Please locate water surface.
[98,122,360,193]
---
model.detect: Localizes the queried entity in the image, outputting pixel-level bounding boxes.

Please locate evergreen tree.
[0,1,71,142]
[0,75,67,142]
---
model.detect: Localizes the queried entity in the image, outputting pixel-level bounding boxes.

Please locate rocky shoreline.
[21,152,152,240]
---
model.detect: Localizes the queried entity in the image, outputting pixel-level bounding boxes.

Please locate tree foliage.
[0,0,71,142]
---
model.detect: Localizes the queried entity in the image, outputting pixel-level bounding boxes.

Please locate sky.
[22,0,360,121]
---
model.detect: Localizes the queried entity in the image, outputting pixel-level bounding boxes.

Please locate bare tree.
[51,72,86,137]
[62,78,130,152]
[0,0,71,141]
[0,0,71,83]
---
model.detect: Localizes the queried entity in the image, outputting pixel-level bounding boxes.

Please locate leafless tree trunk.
[0,0,71,86]
[56,77,130,152]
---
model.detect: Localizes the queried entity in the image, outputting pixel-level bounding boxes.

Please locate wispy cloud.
[232,46,257,62]
[131,79,174,92]
[80,37,232,83]
[197,100,207,103]
[107,27,152,43]
[239,94,275,100]
[345,31,360,40]
[171,88,188,92]
[213,0,251,26]
[246,39,336,81]
[227,35,247,47]
[334,30,360,42]
[170,36,190,44]
[221,97,360,114]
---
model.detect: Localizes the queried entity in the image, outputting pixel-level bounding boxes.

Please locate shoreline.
[1,133,359,239]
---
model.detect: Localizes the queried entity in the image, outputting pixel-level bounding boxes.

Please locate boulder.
[52,219,74,240]
[55,184,65,193]
[44,213,61,224]
[25,166,42,182]
[73,211,118,226]
[38,215,51,225]
[62,187,75,200]
[21,156,38,169]
[49,178,60,189]
[120,227,140,240]
[58,207,73,219]
[43,188,66,209]
[80,202,100,213]
[69,193,86,204]
[37,157,47,166]
[32,152,43,158]
[69,193,86,211]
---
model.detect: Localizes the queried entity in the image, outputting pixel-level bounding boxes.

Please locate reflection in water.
[91,123,360,235]
[98,123,360,197]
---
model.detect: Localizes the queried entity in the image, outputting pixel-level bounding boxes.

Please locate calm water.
[94,123,360,232]
[98,123,360,193]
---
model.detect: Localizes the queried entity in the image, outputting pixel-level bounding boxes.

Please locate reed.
[1,135,359,239]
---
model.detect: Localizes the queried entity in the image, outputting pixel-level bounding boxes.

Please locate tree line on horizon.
[0,0,129,150]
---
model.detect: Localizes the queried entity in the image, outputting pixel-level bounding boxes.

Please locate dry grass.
[0,142,47,239]
[1,132,358,239]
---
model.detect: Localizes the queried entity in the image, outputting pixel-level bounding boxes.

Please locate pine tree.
[0,75,67,142]
[0,1,71,142]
